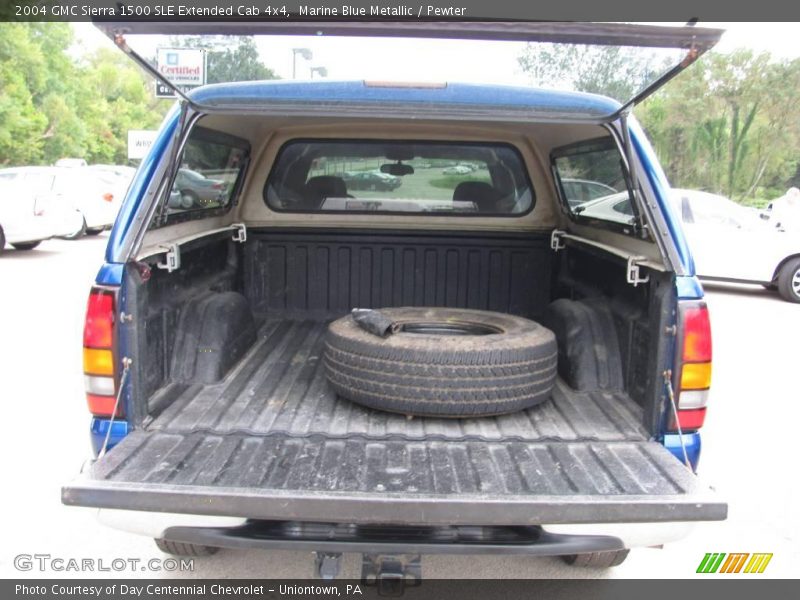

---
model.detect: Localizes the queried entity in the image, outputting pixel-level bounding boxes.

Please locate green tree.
[77,48,170,163]
[0,24,48,164]
[638,50,800,202]
[517,41,800,204]
[27,23,89,164]
[0,23,171,166]
[518,43,669,101]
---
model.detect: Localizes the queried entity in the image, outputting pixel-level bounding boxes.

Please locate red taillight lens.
[670,408,707,431]
[86,393,122,418]
[212,182,224,190]
[84,290,115,348]
[669,302,712,433]
[83,287,121,418]
[102,192,114,202]
[682,305,712,363]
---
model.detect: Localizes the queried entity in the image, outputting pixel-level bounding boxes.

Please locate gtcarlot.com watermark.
[14,554,194,573]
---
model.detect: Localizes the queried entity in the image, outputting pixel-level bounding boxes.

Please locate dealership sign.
[127,130,158,160]
[155,48,206,98]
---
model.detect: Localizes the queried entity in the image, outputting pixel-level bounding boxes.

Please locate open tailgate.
[64,430,725,524]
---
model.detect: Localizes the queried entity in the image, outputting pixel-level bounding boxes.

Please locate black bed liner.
[146,320,647,442]
[63,320,726,525]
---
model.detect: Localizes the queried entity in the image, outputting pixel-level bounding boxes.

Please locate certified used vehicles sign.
[154,47,206,97]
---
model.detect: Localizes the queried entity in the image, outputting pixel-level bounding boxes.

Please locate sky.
[71,22,800,87]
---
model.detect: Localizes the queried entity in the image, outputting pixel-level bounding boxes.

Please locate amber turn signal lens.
[83,348,114,376]
[680,362,712,390]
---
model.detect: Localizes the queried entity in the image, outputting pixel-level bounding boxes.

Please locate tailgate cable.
[664,369,691,470]
[98,358,132,459]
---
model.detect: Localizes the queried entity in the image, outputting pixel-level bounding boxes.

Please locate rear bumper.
[89,417,129,455]
[164,522,625,556]
[663,432,702,471]
[96,510,694,552]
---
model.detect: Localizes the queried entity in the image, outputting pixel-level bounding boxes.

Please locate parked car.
[442,164,473,174]
[87,164,137,180]
[166,189,183,210]
[570,191,635,225]
[63,22,727,581]
[341,170,402,191]
[54,157,88,167]
[171,168,227,208]
[0,166,123,237]
[87,164,137,199]
[764,187,800,232]
[560,178,619,208]
[0,180,84,253]
[670,189,800,302]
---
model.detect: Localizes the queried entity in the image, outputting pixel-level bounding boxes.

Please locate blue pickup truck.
[63,21,726,581]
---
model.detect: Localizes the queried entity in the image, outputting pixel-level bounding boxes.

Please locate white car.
[571,191,634,225]
[763,187,800,232]
[87,164,136,180]
[442,165,473,175]
[0,166,128,238]
[671,189,800,303]
[0,180,81,253]
[561,178,619,208]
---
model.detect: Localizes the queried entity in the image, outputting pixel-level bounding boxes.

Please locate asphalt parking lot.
[0,235,797,579]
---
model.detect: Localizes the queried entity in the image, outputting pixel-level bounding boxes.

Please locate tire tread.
[323,307,557,417]
[777,257,800,303]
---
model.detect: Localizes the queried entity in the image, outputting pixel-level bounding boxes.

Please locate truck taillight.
[83,287,121,418]
[669,303,712,432]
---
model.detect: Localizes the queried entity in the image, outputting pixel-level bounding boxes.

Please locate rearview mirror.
[381,163,414,176]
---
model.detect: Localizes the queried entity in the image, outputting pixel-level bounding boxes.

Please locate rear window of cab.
[263,140,534,216]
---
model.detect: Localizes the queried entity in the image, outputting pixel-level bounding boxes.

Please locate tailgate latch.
[231,223,247,243]
[550,229,566,251]
[156,243,181,273]
[627,256,650,287]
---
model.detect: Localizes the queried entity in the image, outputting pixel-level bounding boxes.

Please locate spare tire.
[323,307,557,417]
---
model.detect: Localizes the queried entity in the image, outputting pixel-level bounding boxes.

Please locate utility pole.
[292,48,313,79]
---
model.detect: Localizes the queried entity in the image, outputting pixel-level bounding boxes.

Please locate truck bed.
[146,319,648,442]
[63,319,726,525]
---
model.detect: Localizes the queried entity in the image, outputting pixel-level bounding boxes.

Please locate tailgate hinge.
[156,243,181,273]
[627,256,650,287]
[231,223,247,243]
